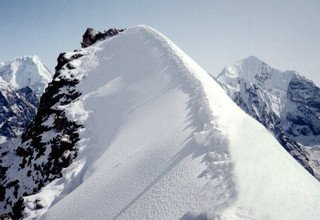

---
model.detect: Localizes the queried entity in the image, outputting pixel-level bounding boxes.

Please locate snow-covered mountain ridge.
[0,28,125,219]
[217,56,320,180]
[0,56,51,142]
[1,26,320,219]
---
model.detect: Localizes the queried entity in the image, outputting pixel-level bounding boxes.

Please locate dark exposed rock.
[0,86,39,140]
[10,198,25,220]
[81,27,125,48]
[287,75,320,137]
[0,27,123,218]
[0,51,83,217]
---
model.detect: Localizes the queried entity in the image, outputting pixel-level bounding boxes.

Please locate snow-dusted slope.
[0,56,51,141]
[2,26,320,219]
[217,56,320,180]
[28,26,320,219]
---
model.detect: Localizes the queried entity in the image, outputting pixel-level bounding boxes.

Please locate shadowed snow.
[22,26,320,220]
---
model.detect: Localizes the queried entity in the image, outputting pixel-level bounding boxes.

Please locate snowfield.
[26,26,320,219]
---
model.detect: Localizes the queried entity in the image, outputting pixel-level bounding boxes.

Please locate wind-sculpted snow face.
[31,25,239,220]
[23,26,320,220]
[2,26,320,220]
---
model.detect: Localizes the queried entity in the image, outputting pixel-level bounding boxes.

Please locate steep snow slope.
[0,56,51,141]
[23,26,320,220]
[217,56,320,180]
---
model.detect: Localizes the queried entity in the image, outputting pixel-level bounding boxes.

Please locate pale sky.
[0,0,319,84]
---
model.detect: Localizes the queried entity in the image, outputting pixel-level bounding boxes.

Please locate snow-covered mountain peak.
[218,56,299,97]
[217,56,320,180]
[1,26,320,219]
[0,55,52,95]
[0,55,52,142]
[220,56,271,80]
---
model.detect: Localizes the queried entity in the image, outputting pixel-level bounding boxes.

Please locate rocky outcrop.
[0,52,83,219]
[81,28,125,48]
[0,86,38,141]
[286,75,320,138]
[0,28,123,219]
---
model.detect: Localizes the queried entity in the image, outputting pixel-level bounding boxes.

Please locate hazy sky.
[1,0,319,84]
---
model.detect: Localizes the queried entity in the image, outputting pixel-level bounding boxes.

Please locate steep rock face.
[217,56,320,179]
[286,74,320,138]
[0,52,82,218]
[0,56,51,142]
[0,29,123,219]
[0,86,38,140]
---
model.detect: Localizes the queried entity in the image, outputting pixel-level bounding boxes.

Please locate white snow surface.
[0,55,52,95]
[30,26,320,220]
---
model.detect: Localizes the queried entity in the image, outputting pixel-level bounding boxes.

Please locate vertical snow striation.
[35,25,237,220]
[1,26,320,220]
[35,26,320,220]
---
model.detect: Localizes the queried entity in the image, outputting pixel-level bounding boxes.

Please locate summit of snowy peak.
[0,55,52,95]
[2,26,320,220]
[218,56,271,80]
[241,55,265,65]
[218,56,298,94]
[44,27,320,219]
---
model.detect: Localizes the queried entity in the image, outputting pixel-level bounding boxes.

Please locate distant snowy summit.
[217,56,320,179]
[0,55,51,96]
[0,55,51,141]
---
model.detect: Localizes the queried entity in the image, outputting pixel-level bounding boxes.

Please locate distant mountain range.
[0,55,51,142]
[217,56,320,180]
